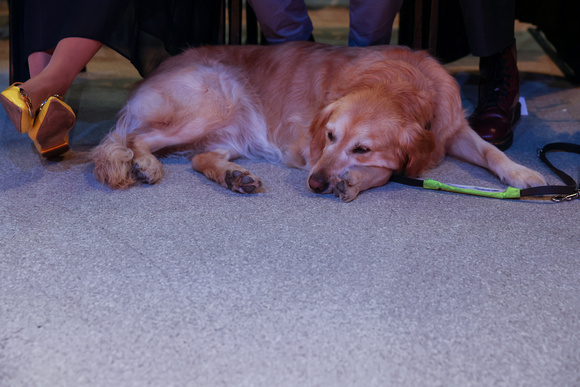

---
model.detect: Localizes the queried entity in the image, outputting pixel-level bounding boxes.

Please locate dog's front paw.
[132,158,163,185]
[501,165,546,188]
[225,170,263,194]
[333,171,360,202]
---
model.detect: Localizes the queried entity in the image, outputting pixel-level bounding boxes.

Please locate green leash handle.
[422,179,522,199]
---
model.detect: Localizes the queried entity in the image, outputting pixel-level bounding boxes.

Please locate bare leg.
[21,37,102,111]
[28,51,53,77]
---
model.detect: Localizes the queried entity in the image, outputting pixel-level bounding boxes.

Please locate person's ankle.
[20,77,64,112]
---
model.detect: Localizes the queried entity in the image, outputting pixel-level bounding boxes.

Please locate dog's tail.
[91,108,139,189]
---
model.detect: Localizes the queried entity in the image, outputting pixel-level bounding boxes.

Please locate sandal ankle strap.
[18,87,35,119]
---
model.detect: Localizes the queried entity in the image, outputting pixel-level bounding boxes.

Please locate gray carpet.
[1,24,579,386]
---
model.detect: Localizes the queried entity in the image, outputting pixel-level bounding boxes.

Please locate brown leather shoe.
[468,42,520,151]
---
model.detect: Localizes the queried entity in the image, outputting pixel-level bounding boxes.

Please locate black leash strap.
[528,142,580,202]
[390,142,580,202]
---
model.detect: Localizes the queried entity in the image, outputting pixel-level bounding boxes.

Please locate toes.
[333,172,358,202]
[503,166,547,188]
[334,180,350,199]
[132,162,162,185]
[225,170,262,194]
[225,170,243,189]
[529,172,547,187]
[133,169,152,184]
[336,180,346,194]
[241,175,255,185]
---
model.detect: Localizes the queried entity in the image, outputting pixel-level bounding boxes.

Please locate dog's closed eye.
[327,131,335,141]
[352,145,370,154]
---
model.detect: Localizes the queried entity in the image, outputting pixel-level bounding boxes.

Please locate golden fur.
[91,42,545,201]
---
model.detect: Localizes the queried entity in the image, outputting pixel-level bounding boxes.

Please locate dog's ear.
[399,122,436,177]
[309,102,335,164]
[397,88,434,130]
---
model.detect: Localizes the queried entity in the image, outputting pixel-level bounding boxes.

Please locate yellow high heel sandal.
[0,83,35,133]
[28,95,76,158]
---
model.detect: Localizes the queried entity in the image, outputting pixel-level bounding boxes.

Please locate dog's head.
[307,85,436,202]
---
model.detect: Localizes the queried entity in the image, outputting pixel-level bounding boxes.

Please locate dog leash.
[390,142,580,202]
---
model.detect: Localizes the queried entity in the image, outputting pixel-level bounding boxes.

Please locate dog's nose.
[308,174,329,193]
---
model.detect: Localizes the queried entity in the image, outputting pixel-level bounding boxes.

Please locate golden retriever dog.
[91,42,545,202]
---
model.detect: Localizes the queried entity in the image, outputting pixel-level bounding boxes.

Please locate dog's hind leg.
[191,149,263,194]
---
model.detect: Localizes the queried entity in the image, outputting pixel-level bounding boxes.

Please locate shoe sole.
[0,93,29,134]
[29,101,75,158]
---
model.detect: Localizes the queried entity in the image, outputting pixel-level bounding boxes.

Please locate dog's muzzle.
[308,173,331,193]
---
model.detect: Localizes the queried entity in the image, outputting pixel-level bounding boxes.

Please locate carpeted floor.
[1,6,579,387]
